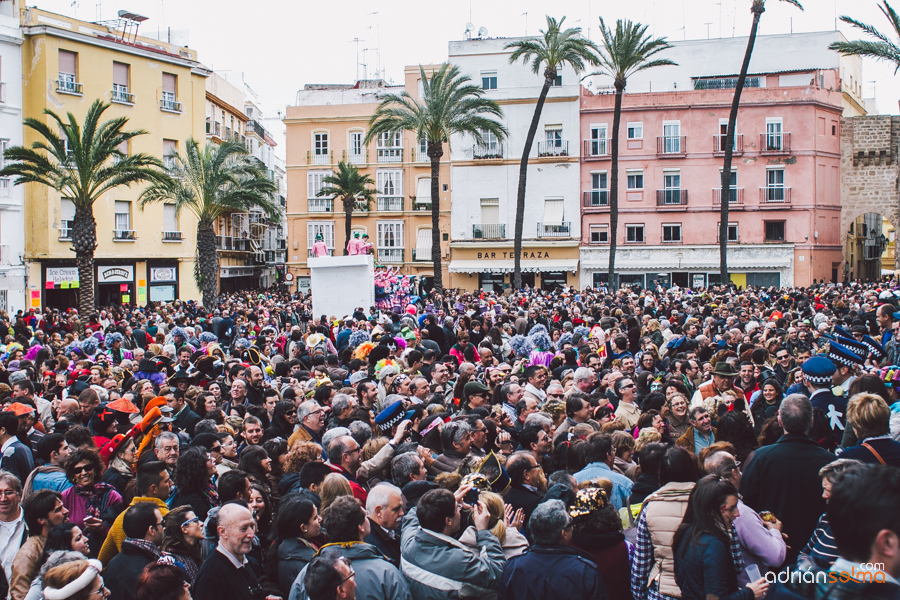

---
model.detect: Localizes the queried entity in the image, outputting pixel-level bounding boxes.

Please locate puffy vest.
[642,481,696,599]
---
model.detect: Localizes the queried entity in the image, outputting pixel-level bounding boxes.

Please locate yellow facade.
[21,7,208,309]
[284,65,450,292]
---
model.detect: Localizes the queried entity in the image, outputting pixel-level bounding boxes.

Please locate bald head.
[217,502,252,529]
[57,398,80,417]
[216,503,256,560]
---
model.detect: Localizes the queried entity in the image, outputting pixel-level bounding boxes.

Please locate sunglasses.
[71,465,93,474]
[181,516,200,527]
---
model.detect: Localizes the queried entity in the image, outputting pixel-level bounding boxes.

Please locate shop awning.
[449,259,579,274]
[580,257,791,270]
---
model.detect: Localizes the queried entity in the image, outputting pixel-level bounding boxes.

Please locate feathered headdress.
[80,336,100,356]
[375,358,398,378]
[558,333,573,347]
[353,341,376,360]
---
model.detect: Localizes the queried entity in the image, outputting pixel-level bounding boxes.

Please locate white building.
[0,3,25,313]
[447,37,582,292]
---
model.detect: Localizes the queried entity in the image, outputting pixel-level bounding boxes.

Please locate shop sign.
[476,251,553,259]
[46,267,79,284]
[692,274,706,289]
[97,266,134,283]
[150,267,177,283]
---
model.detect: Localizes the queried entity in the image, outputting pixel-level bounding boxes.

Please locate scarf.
[74,482,118,520]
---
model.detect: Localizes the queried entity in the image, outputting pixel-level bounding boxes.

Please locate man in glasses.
[105,502,165,600]
[773,349,795,385]
[194,503,264,600]
[613,378,640,430]
[304,553,358,600]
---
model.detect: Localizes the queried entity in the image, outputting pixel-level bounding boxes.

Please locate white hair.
[365,482,402,514]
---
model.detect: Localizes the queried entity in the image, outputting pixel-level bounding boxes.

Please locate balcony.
[159,98,183,113]
[712,188,744,208]
[0,178,9,198]
[111,85,134,105]
[760,187,791,205]
[537,141,569,158]
[412,199,431,211]
[472,224,506,238]
[412,249,430,261]
[377,248,404,263]
[308,198,334,213]
[276,239,287,250]
[56,78,82,95]
[308,150,332,165]
[656,189,689,208]
[216,236,255,252]
[308,248,334,257]
[161,231,183,242]
[376,147,403,163]
[245,120,271,140]
[537,222,571,238]
[377,196,404,211]
[760,132,791,154]
[582,190,609,211]
[473,143,504,160]
[206,121,222,138]
[583,139,610,158]
[713,134,743,155]
[113,229,136,241]
[59,220,73,241]
[656,136,686,156]
[343,150,367,164]
[413,148,430,162]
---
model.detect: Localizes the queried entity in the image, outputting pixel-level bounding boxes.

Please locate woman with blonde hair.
[42,559,106,600]
[459,488,528,559]
[319,473,353,511]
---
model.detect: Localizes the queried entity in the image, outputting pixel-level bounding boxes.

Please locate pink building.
[578,31,864,289]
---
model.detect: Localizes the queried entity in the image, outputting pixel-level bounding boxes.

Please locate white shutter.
[307,172,326,198]
[415,228,432,259]
[163,204,177,231]
[60,199,75,221]
[542,199,564,225]
[415,178,431,203]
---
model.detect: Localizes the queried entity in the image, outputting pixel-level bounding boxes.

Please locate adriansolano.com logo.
[768,564,892,584]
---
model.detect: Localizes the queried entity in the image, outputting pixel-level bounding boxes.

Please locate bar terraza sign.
[477,251,553,259]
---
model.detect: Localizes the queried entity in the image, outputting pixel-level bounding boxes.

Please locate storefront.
[43,264,80,310]
[219,266,256,293]
[449,241,580,291]
[148,263,180,303]
[96,264,135,306]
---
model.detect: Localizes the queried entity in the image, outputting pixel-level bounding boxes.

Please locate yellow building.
[21,7,208,309]
[283,65,450,292]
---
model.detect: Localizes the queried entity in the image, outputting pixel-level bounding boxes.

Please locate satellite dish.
[478,26,488,38]
[466,22,475,32]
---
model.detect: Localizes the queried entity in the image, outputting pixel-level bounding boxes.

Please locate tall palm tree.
[719,0,802,285]
[318,161,376,255]
[366,63,507,292]
[593,18,675,288]
[0,100,162,315]
[829,1,900,71]
[506,16,599,289]
[139,138,279,308]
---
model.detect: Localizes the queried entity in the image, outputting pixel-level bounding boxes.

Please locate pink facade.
[579,73,844,288]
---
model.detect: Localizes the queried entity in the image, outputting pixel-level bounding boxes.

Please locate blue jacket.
[674,530,753,600]
[499,544,608,600]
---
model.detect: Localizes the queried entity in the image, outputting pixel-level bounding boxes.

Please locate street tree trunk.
[720,4,764,287]
[343,196,354,256]
[428,141,444,293]
[71,204,96,315]
[607,80,625,290]
[513,70,554,289]
[197,221,219,309]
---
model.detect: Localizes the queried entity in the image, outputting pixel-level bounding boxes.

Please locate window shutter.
[162,73,176,94]
[163,204,177,231]
[59,50,76,75]
[113,62,129,86]
[416,228,432,257]
[415,178,431,202]
[163,139,177,156]
[542,199,564,225]
[60,199,75,221]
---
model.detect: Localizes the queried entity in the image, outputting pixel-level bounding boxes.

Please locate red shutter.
[113,62,129,86]
[162,73,176,94]
[59,50,76,75]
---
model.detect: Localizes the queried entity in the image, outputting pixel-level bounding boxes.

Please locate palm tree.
[366,63,507,292]
[0,100,162,314]
[829,1,900,71]
[318,161,376,255]
[718,0,802,285]
[139,138,279,308]
[593,18,675,288]
[506,16,599,289]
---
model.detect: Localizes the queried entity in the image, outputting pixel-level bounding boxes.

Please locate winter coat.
[275,537,317,598]
[571,530,631,600]
[105,540,158,600]
[400,507,505,600]
[499,544,609,600]
[673,531,752,600]
[289,541,411,600]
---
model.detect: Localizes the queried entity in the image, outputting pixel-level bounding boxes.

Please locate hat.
[463,380,490,402]
[475,451,510,494]
[144,396,173,415]
[349,371,368,386]
[460,473,492,493]
[710,362,739,377]
[827,341,865,367]
[802,356,837,385]
[833,335,870,359]
[99,433,129,464]
[315,233,323,240]
[374,400,405,432]
[137,358,162,373]
[569,487,609,518]
[68,380,90,396]
[5,402,34,417]
[863,335,888,362]
[354,232,360,238]
[107,397,140,414]
[241,347,262,366]
[168,369,193,383]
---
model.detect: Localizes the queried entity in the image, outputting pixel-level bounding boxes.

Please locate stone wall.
[840,116,900,271]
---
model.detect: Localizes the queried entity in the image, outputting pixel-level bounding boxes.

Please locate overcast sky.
[36,0,900,156]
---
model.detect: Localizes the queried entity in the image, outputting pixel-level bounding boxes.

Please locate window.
[626,224,644,243]
[60,199,75,239]
[766,168,785,202]
[112,62,131,103]
[415,178,432,206]
[481,72,497,90]
[589,172,608,206]
[480,198,500,224]
[162,139,177,170]
[718,222,739,242]
[627,122,643,139]
[419,136,428,160]
[307,172,332,212]
[589,224,609,244]
[545,125,563,146]
[161,73,180,111]
[662,224,682,243]
[163,204,180,240]
[475,129,500,158]
[377,132,402,162]
[58,50,80,94]
[662,171,682,204]
[376,171,403,210]
[662,121,681,153]
[114,201,132,238]
[765,118,783,150]
[377,221,404,262]
[349,131,364,162]
[307,221,335,256]
[718,119,739,152]
[765,220,785,241]
[551,74,562,86]
[627,171,643,190]
[590,125,608,155]
[414,228,432,261]
[540,198,566,236]
[313,132,329,162]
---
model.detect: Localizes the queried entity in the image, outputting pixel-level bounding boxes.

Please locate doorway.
[672,272,689,288]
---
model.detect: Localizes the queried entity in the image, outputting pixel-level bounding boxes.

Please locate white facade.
[448,38,581,246]
[0,3,25,314]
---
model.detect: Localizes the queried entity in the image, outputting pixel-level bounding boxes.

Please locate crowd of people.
[0,280,899,599]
